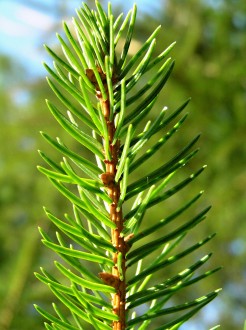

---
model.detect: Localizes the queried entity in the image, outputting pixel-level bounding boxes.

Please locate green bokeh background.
[0,1,245,329]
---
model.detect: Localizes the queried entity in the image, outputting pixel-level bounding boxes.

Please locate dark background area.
[0,0,245,329]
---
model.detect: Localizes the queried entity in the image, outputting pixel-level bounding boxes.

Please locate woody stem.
[100,98,127,330]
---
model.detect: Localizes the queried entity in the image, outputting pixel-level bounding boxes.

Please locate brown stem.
[99,97,127,330]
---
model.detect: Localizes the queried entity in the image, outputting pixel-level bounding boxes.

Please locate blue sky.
[0,1,54,76]
[0,0,161,79]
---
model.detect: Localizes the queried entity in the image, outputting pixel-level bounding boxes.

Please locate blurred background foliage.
[0,0,245,329]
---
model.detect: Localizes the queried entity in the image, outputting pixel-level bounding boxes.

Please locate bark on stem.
[100,98,127,330]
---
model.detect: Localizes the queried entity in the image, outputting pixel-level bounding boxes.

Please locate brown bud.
[86,69,97,84]
[99,272,120,289]
[86,67,107,92]
[100,172,115,187]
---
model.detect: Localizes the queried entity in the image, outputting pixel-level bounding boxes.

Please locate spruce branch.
[36,1,221,329]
